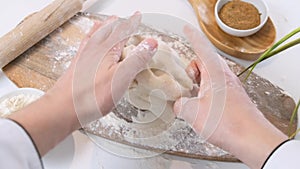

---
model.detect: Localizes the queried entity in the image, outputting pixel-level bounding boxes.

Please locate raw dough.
[122,37,193,124]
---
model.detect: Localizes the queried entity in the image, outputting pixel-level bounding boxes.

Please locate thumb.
[121,38,158,78]
[110,38,158,106]
[173,97,201,127]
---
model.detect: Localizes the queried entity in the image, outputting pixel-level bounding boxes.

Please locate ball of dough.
[123,37,193,117]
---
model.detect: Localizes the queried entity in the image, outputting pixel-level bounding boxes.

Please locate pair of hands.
[64,14,286,168]
[10,12,287,168]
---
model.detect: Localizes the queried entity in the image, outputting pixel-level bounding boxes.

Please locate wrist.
[227,116,288,169]
[7,90,79,155]
[45,88,80,130]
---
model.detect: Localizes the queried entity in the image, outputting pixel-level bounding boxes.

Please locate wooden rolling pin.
[0,0,97,68]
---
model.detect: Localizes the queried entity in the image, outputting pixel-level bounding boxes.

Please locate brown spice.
[219,1,261,30]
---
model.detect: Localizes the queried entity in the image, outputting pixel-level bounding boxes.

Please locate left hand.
[9,12,158,156]
[49,13,158,127]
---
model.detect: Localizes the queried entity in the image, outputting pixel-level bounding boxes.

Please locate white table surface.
[0,0,299,169]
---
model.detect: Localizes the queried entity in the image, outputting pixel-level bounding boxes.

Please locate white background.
[0,0,299,169]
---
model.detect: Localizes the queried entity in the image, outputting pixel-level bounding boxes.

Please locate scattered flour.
[0,93,41,117]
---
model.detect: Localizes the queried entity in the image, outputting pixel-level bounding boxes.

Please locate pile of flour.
[0,93,41,117]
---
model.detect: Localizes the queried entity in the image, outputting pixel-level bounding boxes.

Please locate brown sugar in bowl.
[219,1,260,30]
[215,0,269,37]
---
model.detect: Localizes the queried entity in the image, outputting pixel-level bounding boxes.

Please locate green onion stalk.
[237,27,300,139]
[289,100,300,139]
[238,27,300,80]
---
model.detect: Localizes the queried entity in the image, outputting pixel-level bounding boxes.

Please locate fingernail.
[138,38,158,55]
[106,16,118,24]
[187,67,196,81]
[133,11,141,16]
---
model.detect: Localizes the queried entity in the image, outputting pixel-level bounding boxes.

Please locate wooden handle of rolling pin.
[0,0,87,68]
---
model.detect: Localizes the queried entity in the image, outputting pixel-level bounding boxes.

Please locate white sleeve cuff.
[263,140,300,169]
[0,118,43,169]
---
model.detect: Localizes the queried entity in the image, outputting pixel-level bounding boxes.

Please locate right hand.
[173,26,288,169]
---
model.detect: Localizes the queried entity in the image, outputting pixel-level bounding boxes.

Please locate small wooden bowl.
[188,0,276,60]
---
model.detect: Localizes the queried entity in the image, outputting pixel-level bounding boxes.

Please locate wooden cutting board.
[3,13,297,162]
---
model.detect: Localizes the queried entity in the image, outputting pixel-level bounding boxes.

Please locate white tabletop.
[0,0,299,169]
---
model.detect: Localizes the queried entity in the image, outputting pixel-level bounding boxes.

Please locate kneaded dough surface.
[122,37,193,123]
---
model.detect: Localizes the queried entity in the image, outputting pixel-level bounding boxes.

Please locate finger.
[92,13,141,47]
[119,38,158,78]
[87,21,103,39]
[183,26,227,140]
[183,26,226,92]
[173,97,189,116]
[68,21,104,70]
[110,38,158,105]
[77,21,103,53]
[108,12,141,43]
[183,26,224,75]
[74,16,120,68]
[186,58,211,96]
[81,16,118,48]
[101,38,128,69]
[173,97,201,128]
[87,13,141,64]
[183,26,217,61]
[72,18,119,71]
[186,60,201,84]
[87,16,119,45]
[193,58,212,94]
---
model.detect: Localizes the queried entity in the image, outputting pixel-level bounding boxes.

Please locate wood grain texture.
[0,0,85,68]
[3,13,296,162]
[4,64,55,92]
[188,0,276,60]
